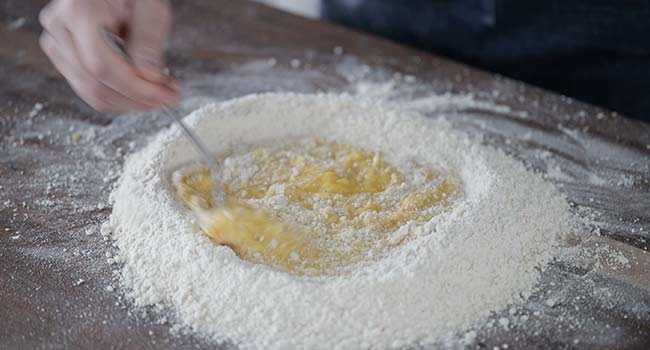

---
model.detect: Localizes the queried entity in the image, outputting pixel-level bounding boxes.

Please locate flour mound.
[108,93,571,350]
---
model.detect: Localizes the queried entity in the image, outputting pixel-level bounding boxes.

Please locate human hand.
[39,0,179,112]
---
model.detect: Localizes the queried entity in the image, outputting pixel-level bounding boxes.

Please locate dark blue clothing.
[322,0,650,121]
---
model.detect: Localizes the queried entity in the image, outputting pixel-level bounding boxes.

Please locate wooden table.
[1,1,649,349]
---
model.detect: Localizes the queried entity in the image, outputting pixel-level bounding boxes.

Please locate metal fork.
[160,105,219,175]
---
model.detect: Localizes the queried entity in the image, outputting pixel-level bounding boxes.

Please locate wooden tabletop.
[1,1,649,349]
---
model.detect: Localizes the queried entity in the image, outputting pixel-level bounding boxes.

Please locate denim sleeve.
[322,0,650,121]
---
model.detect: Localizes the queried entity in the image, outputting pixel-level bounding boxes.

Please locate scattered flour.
[107,93,573,349]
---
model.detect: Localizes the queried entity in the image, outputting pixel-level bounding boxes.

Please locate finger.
[38,1,56,30]
[39,9,79,65]
[40,32,158,113]
[105,0,132,22]
[73,17,179,107]
[127,0,173,83]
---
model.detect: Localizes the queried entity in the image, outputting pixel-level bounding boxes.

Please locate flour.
[107,93,573,349]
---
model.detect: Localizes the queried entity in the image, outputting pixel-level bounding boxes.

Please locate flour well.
[107,93,572,349]
[171,139,461,276]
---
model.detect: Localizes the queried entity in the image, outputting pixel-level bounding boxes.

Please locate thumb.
[127,0,172,83]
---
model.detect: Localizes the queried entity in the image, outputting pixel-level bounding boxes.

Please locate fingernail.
[140,58,163,76]
[163,90,180,105]
[167,79,180,92]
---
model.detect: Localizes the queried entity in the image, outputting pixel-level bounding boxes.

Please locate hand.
[39,0,179,112]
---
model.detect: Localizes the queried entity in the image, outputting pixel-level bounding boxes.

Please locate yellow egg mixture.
[172,139,461,276]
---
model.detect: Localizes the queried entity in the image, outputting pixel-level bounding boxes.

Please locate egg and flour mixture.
[172,140,459,276]
[107,93,572,350]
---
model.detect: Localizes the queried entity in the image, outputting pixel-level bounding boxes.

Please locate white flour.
[107,93,573,349]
